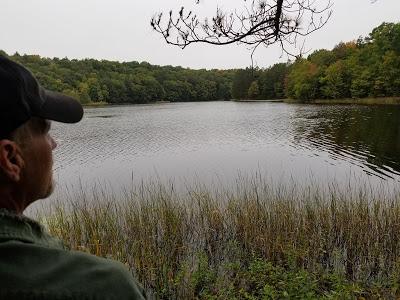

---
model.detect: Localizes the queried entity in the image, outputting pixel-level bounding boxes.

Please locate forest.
[0,50,235,104]
[233,22,400,101]
[1,22,399,104]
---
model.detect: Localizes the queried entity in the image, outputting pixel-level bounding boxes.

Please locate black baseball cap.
[0,55,83,138]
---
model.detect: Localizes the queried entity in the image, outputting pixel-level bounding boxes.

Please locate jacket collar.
[0,208,64,249]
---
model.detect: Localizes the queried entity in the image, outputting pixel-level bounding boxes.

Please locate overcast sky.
[1,0,399,69]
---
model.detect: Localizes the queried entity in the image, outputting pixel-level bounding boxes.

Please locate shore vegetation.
[37,177,400,299]
[2,22,399,106]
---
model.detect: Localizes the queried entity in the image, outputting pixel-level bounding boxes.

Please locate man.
[0,56,146,299]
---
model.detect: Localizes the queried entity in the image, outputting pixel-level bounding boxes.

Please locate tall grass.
[37,176,400,298]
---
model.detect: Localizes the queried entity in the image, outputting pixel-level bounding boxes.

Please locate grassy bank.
[232,99,285,103]
[284,97,400,105]
[82,101,109,107]
[82,101,173,108]
[38,179,400,299]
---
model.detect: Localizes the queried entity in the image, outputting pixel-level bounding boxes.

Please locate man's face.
[21,120,57,200]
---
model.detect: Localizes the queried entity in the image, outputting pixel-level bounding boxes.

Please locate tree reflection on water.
[293,105,400,179]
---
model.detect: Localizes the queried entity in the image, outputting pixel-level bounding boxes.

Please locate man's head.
[0,56,83,213]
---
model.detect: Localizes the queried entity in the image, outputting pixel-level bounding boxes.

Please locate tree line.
[233,22,400,101]
[1,22,399,104]
[0,50,234,104]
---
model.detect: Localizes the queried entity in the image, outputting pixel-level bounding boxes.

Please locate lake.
[38,101,400,204]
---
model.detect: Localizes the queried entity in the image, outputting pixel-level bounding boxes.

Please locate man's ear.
[0,140,25,182]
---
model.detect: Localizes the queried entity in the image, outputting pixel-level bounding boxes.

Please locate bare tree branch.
[150,0,332,58]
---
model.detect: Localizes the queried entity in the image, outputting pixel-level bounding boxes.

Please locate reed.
[37,177,400,299]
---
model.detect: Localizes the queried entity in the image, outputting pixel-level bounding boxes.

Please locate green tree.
[247,81,260,99]
[77,82,92,104]
[258,63,289,99]
[86,77,105,102]
[350,70,371,98]
[321,60,352,99]
[285,60,320,101]
[308,49,336,67]
[231,69,254,99]
[368,22,400,55]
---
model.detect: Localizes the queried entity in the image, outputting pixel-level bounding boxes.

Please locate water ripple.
[51,102,400,188]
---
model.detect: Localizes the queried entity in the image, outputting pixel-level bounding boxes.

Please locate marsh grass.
[36,176,400,299]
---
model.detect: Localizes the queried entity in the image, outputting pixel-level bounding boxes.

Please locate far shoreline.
[285,97,400,105]
[82,97,400,107]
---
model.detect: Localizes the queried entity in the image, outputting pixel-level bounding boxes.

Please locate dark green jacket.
[0,209,146,300]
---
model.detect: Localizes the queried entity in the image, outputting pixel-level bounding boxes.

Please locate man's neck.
[0,188,29,214]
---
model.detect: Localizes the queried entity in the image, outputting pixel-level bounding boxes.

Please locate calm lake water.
[41,101,400,202]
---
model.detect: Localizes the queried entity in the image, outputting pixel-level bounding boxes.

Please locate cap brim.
[36,90,84,123]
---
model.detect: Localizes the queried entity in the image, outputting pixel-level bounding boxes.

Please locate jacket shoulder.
[62,249,146,299]
[0,240,146,299]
